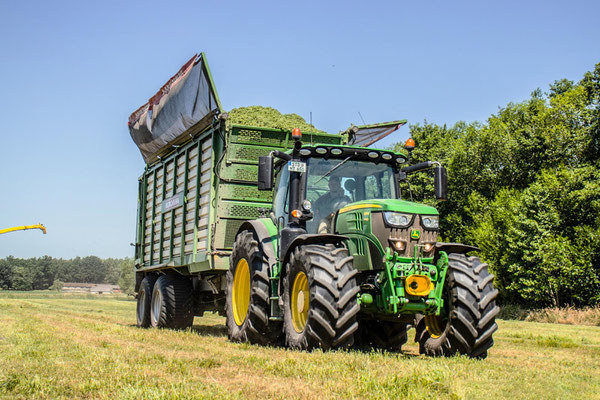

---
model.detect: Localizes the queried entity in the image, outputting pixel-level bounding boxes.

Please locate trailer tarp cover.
[345,120,408,147]
[128,53,222,164]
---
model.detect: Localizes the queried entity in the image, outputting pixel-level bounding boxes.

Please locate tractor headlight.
[383,212,413,228]
[302,200,312,211]
[421,215,439,230]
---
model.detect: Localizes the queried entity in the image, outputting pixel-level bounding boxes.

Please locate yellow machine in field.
[0,224,47,235]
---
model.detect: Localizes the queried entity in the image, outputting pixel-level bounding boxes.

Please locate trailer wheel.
[150,274,194,330]
[415,253,500,358]
[283,244,359,350]
[226,230,282,345]
[136,274,157,328]
[357,319,408,352]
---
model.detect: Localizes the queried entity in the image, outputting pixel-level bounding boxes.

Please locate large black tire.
[150,274,194,329]
[283,244,359,350]
[225,230,282,345]
[136,274,157,328]
[415,253,500,358]
[357,319,408,352]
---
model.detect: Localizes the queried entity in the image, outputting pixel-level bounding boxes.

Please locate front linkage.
[361,246,498,358]
[369,248,449,316]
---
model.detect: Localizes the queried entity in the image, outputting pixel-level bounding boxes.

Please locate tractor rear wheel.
[136,274,157,328]
[283,244,359,350]
[150,274,194,330]
[415,253,500,358]
[357,319,408,352]
[225,230,282,345]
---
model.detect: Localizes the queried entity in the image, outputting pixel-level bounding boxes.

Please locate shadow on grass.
[347,346,420,358]
[126,323,228,337]
[191,324,228,337]
[128,322,420,356]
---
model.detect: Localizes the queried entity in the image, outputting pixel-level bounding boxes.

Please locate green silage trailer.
[129,53,345,321]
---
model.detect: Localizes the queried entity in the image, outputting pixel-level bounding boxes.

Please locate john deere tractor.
[226,129,499,357]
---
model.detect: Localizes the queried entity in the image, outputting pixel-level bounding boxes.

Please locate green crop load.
[228,106,326,134]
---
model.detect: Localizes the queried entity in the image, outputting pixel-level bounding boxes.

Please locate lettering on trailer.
[162,192,185,213]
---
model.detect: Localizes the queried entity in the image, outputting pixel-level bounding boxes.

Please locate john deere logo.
[410,230,421,240]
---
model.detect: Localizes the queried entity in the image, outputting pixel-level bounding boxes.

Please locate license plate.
[288,160,306,173]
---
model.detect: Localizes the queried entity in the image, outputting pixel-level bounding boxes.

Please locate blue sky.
[1,0,598,259]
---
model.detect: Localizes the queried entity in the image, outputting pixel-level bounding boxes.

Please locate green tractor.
[227,130,499,358]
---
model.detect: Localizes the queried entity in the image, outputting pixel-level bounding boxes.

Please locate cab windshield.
[305,158,398,233]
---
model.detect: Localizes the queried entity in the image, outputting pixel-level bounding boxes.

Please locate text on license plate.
[288,160,306,173]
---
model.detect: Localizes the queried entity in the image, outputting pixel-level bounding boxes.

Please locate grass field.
[0,292,599,399]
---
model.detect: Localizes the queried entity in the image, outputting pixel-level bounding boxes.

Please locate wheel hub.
[232,258,251,326]
[151,287,162,326]
[137,290,145,322]
[297,291,306,313]
[424,314,446,338]
[291,272,309,333]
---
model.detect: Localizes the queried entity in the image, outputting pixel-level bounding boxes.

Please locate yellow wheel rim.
[291,272,309,333]
[232,259,251,326]
[424,315,445,338]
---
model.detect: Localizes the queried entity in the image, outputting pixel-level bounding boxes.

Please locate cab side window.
[272,165,289,226]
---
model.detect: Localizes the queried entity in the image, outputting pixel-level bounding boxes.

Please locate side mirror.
[434,166,447,200]
[258,156,274,190]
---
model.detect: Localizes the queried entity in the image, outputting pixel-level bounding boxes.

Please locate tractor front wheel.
[415,253,500,358]
[225,230,282,345]
[283,244,359,350]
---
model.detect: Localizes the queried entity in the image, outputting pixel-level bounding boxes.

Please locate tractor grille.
[370,212,437,258]
[353,212,364,231]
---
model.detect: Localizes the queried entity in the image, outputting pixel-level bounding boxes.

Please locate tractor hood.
[338,199,439,216]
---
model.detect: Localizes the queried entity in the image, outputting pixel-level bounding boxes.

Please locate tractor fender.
[282,234,349,266]
[278,234,349,300]
[237,221,278,269]
[435,242,480,256]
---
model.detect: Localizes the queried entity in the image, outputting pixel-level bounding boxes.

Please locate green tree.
[396,62,600,307]
[117,259,135,295]
[31,256,56,290]
[50,279,64,291]
[471,167,600,306]
[103,258,123,284]
[0,258,13,289]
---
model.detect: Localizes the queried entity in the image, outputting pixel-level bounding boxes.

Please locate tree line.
[396,62,600,307]
[0,256,135,294]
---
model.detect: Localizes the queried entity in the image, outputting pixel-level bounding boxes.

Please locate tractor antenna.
[358,111,366,125]
[310,111,314,145]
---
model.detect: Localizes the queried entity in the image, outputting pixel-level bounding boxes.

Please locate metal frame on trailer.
[136,122,221,274]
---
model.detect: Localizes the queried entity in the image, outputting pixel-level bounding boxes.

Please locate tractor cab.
[259,139,447,266]
[272,145,404,233]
